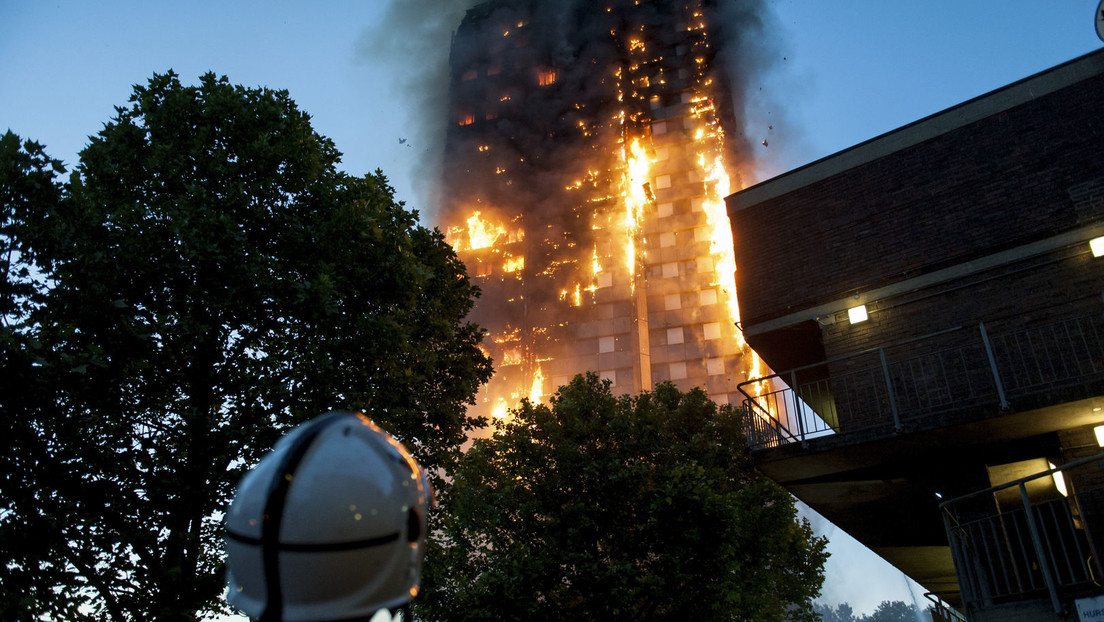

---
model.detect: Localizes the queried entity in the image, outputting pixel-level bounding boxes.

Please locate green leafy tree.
[814,600,926,622]
[816,602,858,622]
[864,600,925,622]
[1,131,73,618]
[420,373,828,622]
[0,72,491,621]
[0,131,61,321]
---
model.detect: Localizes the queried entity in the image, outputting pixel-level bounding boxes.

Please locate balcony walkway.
[736,312,1104,615]
[740,312,1104,451]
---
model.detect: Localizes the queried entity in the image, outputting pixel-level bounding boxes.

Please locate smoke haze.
[358,0,481,219]
[360,0,786,220]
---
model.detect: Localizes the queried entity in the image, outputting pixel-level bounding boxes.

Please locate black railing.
[940,454,1104,615]
[924,592,967,622]
[739,313,1104,450]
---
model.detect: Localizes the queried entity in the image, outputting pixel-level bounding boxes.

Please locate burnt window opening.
[538,68,557,86]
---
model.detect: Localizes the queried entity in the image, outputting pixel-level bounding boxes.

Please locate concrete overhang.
[754,395,1104,607]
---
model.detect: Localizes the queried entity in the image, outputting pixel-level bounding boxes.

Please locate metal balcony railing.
[941,454,1104,615]
[924,592,968,622]
[738,313,1104,450]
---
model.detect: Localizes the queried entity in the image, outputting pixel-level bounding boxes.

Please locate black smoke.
[358,0,483,218]
[360,0,782,223]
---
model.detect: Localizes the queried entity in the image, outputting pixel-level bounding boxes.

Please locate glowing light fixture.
[1091,236,1104,257]
[1049,461,1068,497]
[848,305,868,324]
[1094,424,1104,447]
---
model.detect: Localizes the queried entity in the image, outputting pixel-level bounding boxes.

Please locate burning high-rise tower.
[441,0,765,421]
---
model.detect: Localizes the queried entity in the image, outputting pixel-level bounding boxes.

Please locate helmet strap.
[257,412,347,622]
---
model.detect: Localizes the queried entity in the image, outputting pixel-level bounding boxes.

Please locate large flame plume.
[440,0,771,428]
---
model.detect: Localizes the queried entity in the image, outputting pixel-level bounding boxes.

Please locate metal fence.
[925,592,968,622]
[739,313,1104,449]
[941,455,1104,615]
[989,316,1104,395]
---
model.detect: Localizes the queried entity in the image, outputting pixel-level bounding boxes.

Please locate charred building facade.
[442,0,764,420]
[728,50,1104,621]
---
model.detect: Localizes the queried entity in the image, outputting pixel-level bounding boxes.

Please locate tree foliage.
[815,600,926,622]
[419,373,828,622]
[0,72,491,621]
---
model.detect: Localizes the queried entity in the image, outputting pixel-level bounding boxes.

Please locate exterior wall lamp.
[1090,236,1104,257]
[848,304,868,324]
[1049,461,1069,497]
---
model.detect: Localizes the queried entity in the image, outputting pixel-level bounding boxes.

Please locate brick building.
[727,49,1104,621]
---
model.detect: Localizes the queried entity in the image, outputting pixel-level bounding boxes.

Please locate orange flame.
[464,211,507,250]
[621,138,653,279]
[446,1,773,431]
[529,365,545,404]
[503,255,525,273]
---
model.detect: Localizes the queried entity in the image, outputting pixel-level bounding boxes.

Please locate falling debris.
[762,139,768,147]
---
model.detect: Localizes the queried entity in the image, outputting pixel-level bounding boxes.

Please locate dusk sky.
[3,1,1102,616]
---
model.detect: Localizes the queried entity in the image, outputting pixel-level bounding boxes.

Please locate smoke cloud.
[357,0,482,219]
[711,0,786,186]
[359,0,784,222]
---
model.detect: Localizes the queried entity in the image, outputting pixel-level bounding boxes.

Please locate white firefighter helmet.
[225,411,431,621]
